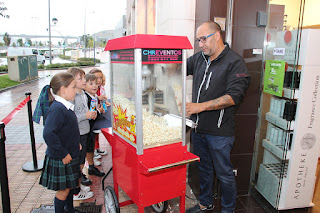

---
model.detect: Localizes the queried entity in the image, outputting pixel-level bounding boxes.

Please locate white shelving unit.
[255,29,320,210]
[282,88,299,100]
[265,112,295,131]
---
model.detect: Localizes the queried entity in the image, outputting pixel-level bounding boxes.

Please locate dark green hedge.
[0,65,8,72]
[58,55,71,60]
[78,57,101,63]
[40,61,96,70]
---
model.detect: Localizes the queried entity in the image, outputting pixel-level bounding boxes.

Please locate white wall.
[155,0,196,57]
[155,0,197,102]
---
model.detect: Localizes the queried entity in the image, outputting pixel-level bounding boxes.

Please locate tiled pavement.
[0,67,200,213]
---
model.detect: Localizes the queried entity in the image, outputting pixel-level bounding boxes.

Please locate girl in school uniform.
[89,69,111,158]
[39,72,85,213]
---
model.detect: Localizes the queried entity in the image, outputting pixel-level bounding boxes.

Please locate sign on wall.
[263,60,286,97]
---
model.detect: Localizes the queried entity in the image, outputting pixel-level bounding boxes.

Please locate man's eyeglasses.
[195,32,216,43]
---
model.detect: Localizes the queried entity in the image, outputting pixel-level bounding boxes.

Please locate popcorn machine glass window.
[109,44,187,154]
[111,62,137,143]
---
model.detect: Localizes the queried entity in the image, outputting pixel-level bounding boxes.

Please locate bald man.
[186,21,250,213]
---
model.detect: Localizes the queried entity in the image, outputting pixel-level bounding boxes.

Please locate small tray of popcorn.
[102,34,196,213]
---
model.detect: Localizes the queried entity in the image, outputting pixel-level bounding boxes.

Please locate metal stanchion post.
[22,92,43,172]
[0,122,11,213]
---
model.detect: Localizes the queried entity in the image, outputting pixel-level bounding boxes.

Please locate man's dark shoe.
[80,173,92,186]
[88,166,105,177]
[186,204,214,213]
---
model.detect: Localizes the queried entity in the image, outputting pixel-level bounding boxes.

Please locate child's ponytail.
[47,86,55,105]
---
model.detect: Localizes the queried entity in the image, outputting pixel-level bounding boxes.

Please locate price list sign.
[110,49,134,63]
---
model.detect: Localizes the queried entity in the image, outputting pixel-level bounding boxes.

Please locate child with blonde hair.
[89,68,111,157]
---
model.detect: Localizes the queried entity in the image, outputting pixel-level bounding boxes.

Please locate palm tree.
[3,32,11,46]
[27,39,32,47]
[17,38,23,47]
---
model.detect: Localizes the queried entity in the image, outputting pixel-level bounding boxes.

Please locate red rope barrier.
[1,96,30,125]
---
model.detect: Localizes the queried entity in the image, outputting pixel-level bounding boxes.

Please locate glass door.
[250,0,320,211]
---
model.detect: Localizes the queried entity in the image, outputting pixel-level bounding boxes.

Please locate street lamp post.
[48,0,52,64]
[94,35,95,64]
[84,34,89,58]
[48,0,58,65]
[52,30,65,56]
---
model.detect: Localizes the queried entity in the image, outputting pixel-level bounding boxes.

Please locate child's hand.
[98,95,107,101]
[105,101,111,107]
[62,154,72,165]
[86,111,97,120]
[79,143,82,150]
[98,105,105,114]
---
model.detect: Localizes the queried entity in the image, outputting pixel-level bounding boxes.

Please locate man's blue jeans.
[192,132,236,213]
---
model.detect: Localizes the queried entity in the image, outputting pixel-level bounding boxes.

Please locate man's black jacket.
[187,44,251,136]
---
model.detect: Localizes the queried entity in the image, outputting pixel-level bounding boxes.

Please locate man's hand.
[186,95,235,116]
[186,102,206,116]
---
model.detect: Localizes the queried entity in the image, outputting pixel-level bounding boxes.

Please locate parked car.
[44,51,54,59]
[7,47,45,64]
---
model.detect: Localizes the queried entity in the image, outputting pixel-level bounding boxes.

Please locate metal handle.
[140,156,199,174]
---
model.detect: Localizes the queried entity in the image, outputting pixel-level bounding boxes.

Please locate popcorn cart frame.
[102,34,199,213]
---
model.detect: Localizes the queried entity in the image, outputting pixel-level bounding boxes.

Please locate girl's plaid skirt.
[40,155,80,191]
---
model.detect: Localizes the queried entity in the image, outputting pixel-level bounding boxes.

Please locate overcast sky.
[0,0,127,37]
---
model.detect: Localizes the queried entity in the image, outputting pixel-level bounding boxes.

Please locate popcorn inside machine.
[101,34,199,213]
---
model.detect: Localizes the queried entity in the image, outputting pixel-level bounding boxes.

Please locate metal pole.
[226,0,234,47]
[0,122,11,213]
[84,7,87,58]
[48,0,52,64]
[28,92,37,168]
[94,38,96,64]
[145,0,148,34]
[22,92,43,172]
[92,11,96,63]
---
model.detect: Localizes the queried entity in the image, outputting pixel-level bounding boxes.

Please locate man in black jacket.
[186,21,250,213]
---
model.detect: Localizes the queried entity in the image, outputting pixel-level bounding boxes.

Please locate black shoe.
[81,173,92,186]
[88,166,105,177]
[186,204,214,213]
[64,209,87,213]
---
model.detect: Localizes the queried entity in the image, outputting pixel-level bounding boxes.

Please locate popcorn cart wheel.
[104,185,120,213]
[151,201,168,213]
[102,167,168,213]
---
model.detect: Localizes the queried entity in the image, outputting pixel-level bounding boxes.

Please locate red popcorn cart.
[101,34,198,213]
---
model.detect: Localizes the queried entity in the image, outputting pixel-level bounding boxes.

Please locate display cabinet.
[250,6,320,210]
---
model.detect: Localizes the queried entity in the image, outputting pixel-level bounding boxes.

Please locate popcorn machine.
[101,34,198,213]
